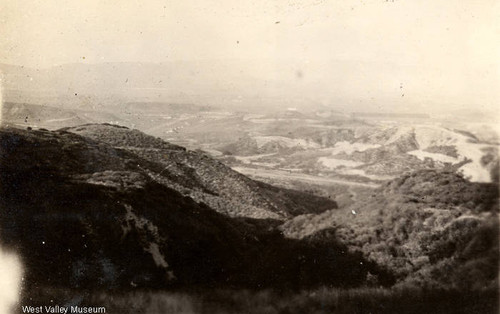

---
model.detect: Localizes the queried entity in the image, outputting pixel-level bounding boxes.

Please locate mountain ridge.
[0,124,388,291]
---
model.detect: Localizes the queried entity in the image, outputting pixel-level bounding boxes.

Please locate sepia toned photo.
[0,1,498,313]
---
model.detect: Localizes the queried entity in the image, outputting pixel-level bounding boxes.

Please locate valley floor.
[232,166,380,188]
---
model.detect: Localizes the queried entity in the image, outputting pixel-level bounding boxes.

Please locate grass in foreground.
[19,286,498,314]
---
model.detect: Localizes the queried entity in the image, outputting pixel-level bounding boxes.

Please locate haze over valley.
[1,0,499,313]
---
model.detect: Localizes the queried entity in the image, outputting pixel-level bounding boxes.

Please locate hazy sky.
[1,0,498,113]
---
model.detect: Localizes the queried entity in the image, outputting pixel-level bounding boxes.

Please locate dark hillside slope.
[63,124,336,219]
[282,170,499,290]
[0,126,374,291]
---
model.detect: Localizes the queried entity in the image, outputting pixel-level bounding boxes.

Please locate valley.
[3,101,498,204]
[2,0,498,311]
[1,100,499,313]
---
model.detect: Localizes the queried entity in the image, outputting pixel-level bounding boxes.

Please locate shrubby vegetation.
[65,124,337,219]
[2,125,498,313]
[0,126,374,292]
[61,124,186,151]
[283,169,499,291]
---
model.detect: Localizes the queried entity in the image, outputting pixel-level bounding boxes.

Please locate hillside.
[218,123,499,187]
[62,124,337,219]
[4,101,497,187]
[0,125,498,313]
[281,169,499,290]
[0,125,370,292]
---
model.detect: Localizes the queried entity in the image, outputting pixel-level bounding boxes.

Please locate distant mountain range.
[1,62,498,120]
[0,62,329,112]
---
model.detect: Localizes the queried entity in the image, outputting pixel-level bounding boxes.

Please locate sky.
[1,0,498,113]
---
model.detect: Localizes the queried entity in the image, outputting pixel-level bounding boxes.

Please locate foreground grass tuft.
[20,286,498,314]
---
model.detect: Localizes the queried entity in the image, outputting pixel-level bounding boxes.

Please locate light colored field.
[232,167,379,188]
[407,150,458,164]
